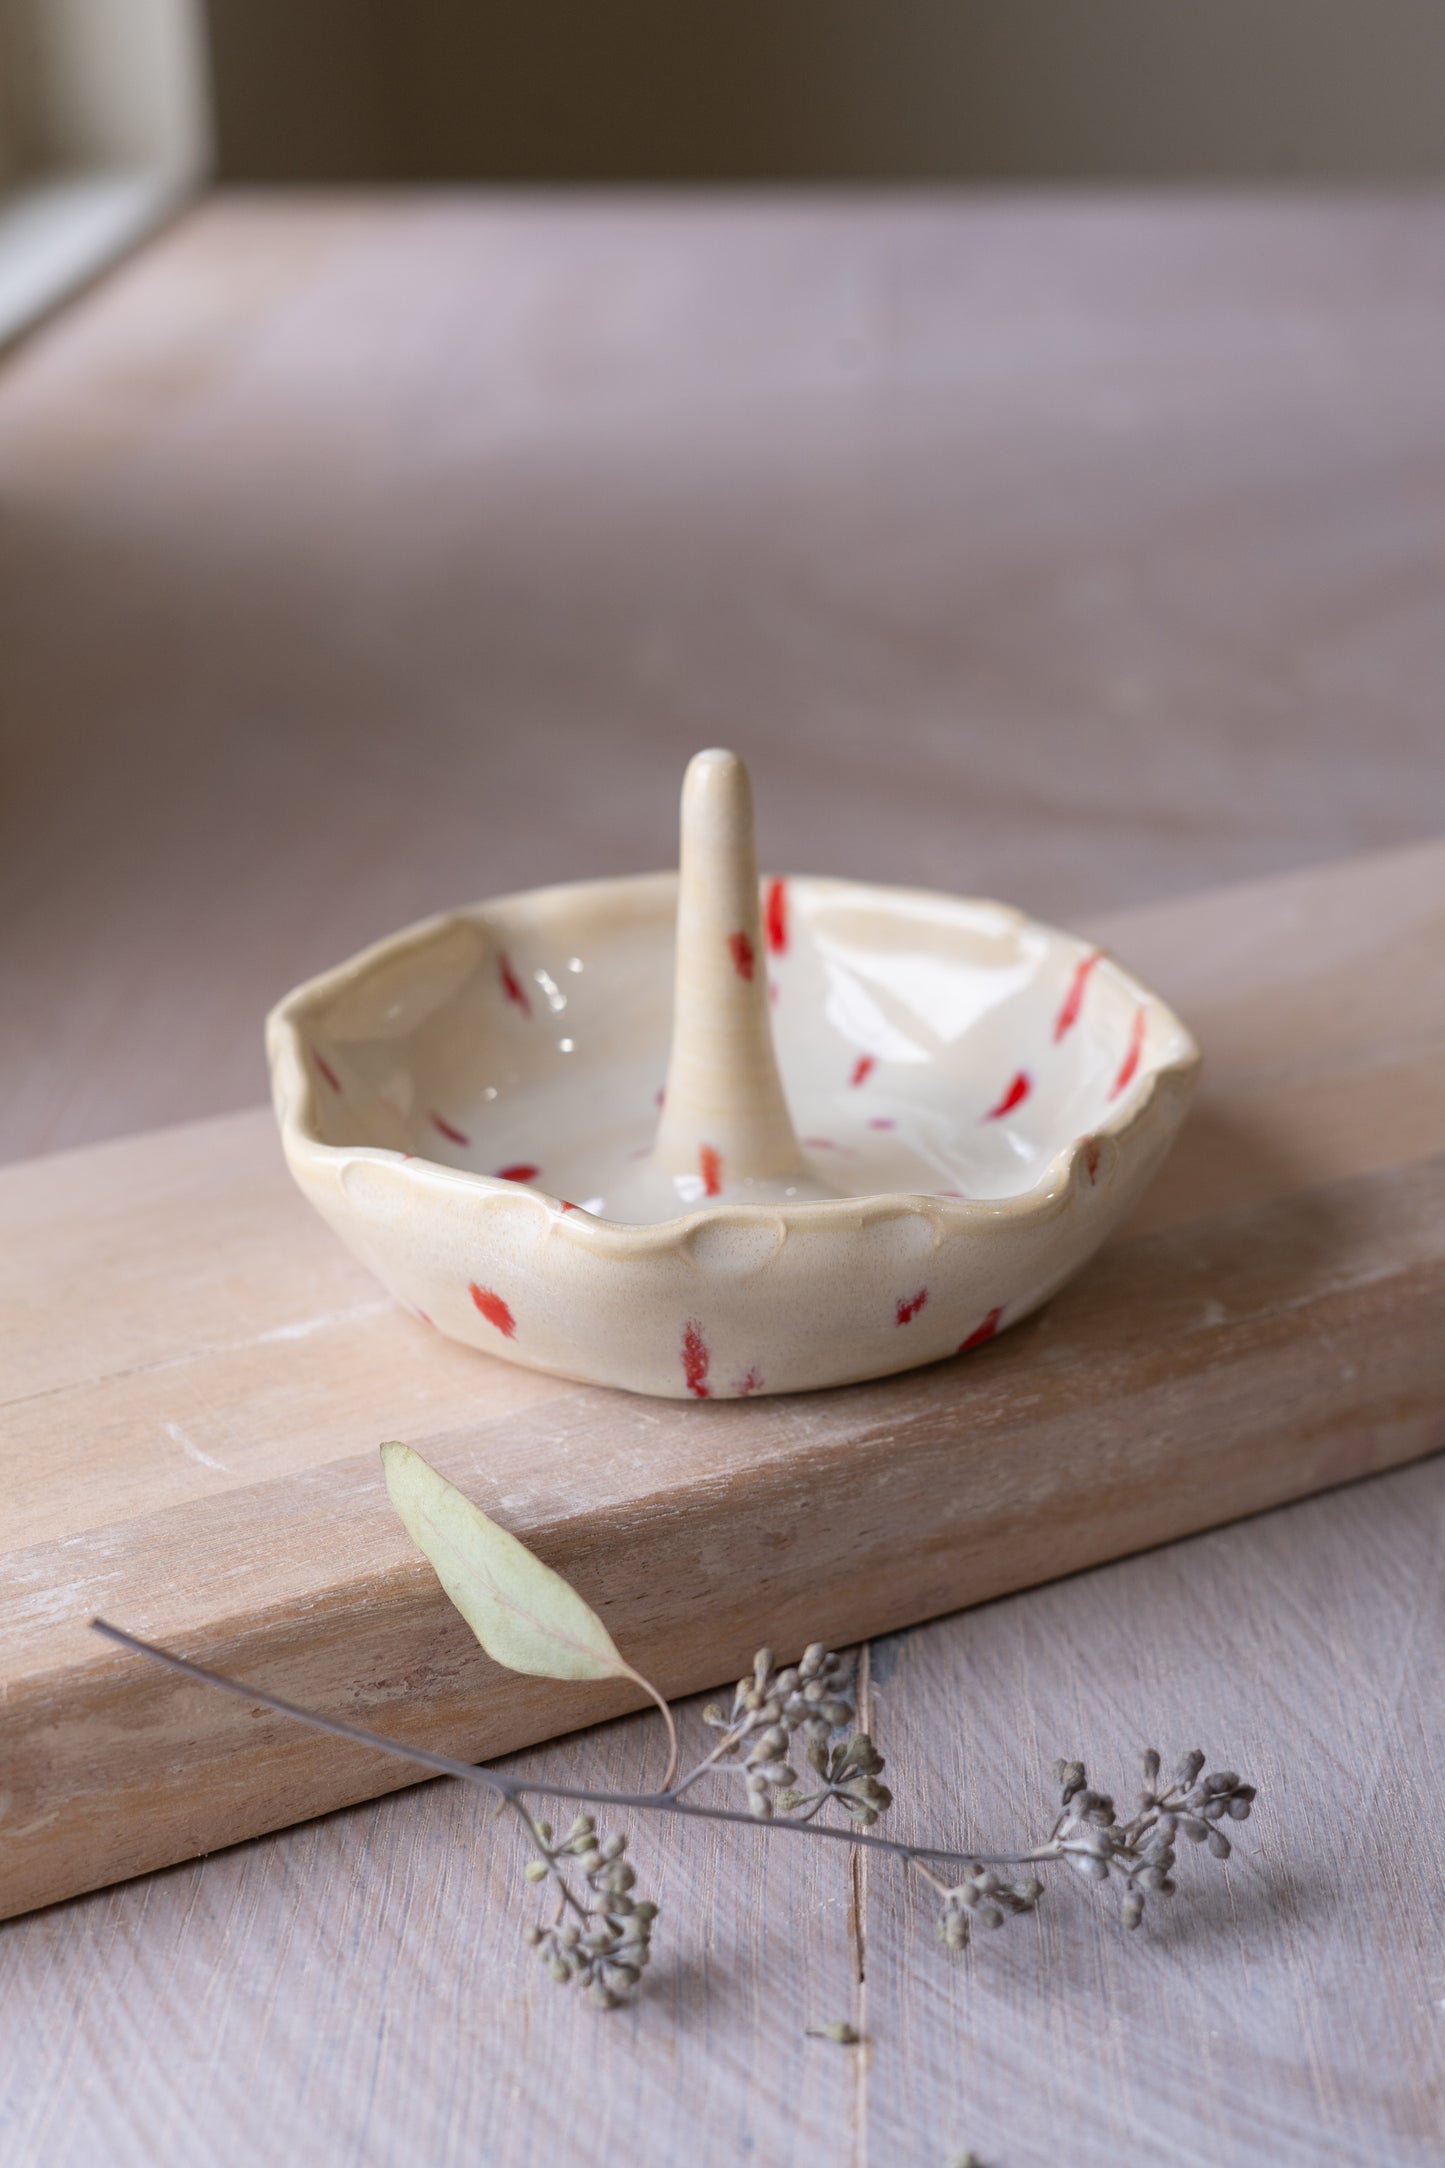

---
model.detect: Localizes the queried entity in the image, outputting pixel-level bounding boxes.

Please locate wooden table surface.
[1,193,1443,2167]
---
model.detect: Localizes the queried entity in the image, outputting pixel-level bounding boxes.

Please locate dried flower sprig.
[518,1811,658,2009]
[687,1643,892,1827]
[917,1746,1257,1949]
[88,1442,1260,2017]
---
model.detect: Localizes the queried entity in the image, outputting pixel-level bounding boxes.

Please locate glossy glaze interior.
[296,872,1189,1226]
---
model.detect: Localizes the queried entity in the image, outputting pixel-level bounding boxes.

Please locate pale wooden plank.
[860,1458,1445,2167]
[1100,833,1445,1232]
[4,837,1444,1920]
[0,1692,864,2168]
[7,1137,1440,1913]
[4,197,1445,1168]
[4,193,1445,2168]
[6,825,1442,1544]
[3,1463,1437,2166]
[1,1108,569,1542]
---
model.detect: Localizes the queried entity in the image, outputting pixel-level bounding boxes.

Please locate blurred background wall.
[2,0,206,174]
[0,0,206,344]
[205,0,1445,184]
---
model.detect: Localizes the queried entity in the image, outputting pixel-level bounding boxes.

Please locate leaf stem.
[619,1664,679,1791]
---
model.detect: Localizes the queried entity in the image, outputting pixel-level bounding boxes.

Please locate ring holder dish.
[268,751,1198,1398]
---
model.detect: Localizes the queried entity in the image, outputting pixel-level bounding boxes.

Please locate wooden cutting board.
[4,838,1443,1922]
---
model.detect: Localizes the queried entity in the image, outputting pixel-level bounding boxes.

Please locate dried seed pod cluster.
[920,1744,1256,1953]
[1053,1747,1255,1933]
[791,1731,894,1828]
[935,1867,1044,1949]
[702,1643,889,1823]
[522,1815,657,2009]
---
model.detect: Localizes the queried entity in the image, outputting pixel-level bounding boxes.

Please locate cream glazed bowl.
[267,752,1199,1399]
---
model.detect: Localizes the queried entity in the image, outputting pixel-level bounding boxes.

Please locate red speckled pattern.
[727,930,756,982]
[765,878,788,956]
[958,1305,1004,1353]
[682,1321,711,1398]
[469,1283,516,1337]
[498,953,532,1017]
[984,1070,1031,1120]
[1054,950,1103,1042]
[1111,1008,1147,1099]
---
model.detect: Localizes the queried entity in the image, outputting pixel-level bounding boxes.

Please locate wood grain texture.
[4,195,1445,1167]
[3,195,1445,2168]
[860,1468,1445,2168]
[2,1466,1440,2168]
[5,834,1444,1927]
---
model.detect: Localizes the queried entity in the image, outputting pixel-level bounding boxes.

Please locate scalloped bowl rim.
[266,870,1201,1254]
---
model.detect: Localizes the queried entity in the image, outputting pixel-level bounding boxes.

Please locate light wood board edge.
[5,1147,1442,1918]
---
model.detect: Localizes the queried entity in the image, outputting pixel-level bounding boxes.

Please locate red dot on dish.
[1110,1008,1147,1099]
[735,1366,763,1397]
[499,953,532,1017]
[896,1287,929,1326]
[850,1054,876,1089]
[495,1163,540,1183]
[682,1320,711,1398]
[984,1070,1031,1121]
[469,1283,516,1338]
[765,878,788,956]
[958,1305,1004,1353]
[728,929,756,982]
[314,1052,342,1094]
[700,1143,723,1196]
[1084,1139,1102,1183]
[1054,951,1103,1043]
[868,1117,896,1131]
[431,1112,471,1147]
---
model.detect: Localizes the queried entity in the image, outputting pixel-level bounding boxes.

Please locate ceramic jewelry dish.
[267,751,1199,1398]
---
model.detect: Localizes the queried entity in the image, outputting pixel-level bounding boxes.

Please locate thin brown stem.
[788,1793,833,1825]
[90,1620,1034,1874]
[508,1795,589,1925]
[667,1723,751,1800]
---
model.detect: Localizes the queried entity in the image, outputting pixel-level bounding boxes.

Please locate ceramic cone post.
[652,749,804,1191]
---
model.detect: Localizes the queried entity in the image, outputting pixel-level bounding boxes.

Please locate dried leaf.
[382,1440,627,1680]
[380,1441,678,1782]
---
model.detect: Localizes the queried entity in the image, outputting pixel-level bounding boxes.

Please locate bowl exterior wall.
[269,871,1197,1395]
[269,874,1199,1399]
